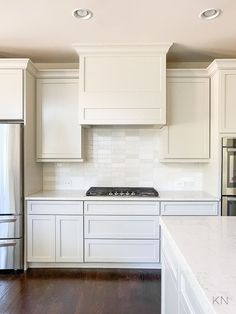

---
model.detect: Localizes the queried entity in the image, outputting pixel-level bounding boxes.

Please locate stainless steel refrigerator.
[0,123,23,270]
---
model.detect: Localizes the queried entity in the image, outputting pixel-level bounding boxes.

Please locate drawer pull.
[0,217,17,223]
[0,240,17,247]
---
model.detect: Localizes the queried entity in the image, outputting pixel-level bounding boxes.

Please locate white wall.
[43,126,207,192]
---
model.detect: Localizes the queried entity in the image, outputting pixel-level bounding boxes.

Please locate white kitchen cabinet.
[180,273,205,314]
[161,201,219,216]
[27,201,84,263]
[219,70,236,133]
[207,60,236,133]
[36,71,83,162]
[0,69,23,120]
[84,200,160,264]
[27,215,55,262]
[161,254,179,314]
[74,44,172,125]
[161,71,210,162]
[56,216,83,262]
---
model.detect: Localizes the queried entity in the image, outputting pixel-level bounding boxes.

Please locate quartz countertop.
[160,216,236,314]
[25,190,220,201]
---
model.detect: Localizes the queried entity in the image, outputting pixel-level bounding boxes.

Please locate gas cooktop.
[86,187,159,197]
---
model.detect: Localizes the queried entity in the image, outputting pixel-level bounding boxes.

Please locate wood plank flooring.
[0,269,161,314]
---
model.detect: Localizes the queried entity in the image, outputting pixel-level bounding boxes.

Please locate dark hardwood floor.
[0,268,161,314]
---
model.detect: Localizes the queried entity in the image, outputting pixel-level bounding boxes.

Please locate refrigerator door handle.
[0,240,17,247]
[0,216,17,223]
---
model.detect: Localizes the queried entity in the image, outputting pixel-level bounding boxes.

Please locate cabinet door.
[161,255,179,314]
[161,77,209,161]
[27,215,55,262]
[0,69,23,120]
[56,216,83,262]
[220,71,236,133]
[37,78,83,161]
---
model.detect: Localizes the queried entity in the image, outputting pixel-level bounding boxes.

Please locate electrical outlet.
[63,179,72,186]
[175,181,184,188]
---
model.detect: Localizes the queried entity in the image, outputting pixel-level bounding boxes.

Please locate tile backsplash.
[43,126,204,191]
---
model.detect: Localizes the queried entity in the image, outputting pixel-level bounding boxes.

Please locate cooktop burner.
[86,187,159,197]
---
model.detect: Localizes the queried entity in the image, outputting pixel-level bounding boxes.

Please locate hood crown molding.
[73,43,173,55]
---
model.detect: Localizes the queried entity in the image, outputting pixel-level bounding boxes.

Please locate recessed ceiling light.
[199,8,221,20]
[72,8,93,20]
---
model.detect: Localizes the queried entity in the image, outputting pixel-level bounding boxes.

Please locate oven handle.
[226,197,236,202]
[227,148,236,152]
[0,240,17,248]
[0,216,17,223]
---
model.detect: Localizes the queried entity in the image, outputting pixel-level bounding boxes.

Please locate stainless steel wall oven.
[222,138,236,216]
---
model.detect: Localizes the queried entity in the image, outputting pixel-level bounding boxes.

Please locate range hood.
[74,43,172,126]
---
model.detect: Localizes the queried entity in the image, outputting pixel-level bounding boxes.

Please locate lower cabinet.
[161,233,215,314]
[27,214,83,263]
[161,254,178,314]
[84,201,160,264]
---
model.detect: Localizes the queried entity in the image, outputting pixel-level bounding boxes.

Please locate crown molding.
[73,43,173,55]
[0,58,38,76]
[36,68,79,79]
[207,59,236,76]
[167,68,209,77]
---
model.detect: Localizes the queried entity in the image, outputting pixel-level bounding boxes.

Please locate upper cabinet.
[74,43,172,125]
[0,69,23,120]
[0,60,35,120]
[160,70,210,162]
[36,70,83,162]
[208,60,236,133]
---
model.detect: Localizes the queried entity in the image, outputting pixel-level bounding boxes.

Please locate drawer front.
[0,239,23,270]
[27,201,83,215]
[161,202,219,216]
[85,216,159,239]
[0,215,22,239]
[84,201,160,215]
[85,239,160,263]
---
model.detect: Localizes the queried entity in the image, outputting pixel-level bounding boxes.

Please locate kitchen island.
[160,216,236,314]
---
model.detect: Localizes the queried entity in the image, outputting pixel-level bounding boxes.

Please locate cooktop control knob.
[108,192,113,196]
[120,192,124,196]
[114,192,119,196]
[126,192,130,196]
[131,192,136,196]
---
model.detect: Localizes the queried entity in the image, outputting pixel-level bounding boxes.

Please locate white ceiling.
[0,0,236,63]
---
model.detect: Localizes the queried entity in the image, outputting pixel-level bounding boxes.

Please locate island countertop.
[160,216,236,314]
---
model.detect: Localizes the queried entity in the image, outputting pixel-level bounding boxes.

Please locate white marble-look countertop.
[25,190,220,201]
[160,216,236,314]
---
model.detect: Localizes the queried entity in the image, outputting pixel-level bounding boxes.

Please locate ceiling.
[0,0,236,63]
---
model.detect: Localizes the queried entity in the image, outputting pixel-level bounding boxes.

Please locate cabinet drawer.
[84,201,160,215]
[85,239,160,263]
[27,201,83,215]
[161,202,219,216]
[85,216,159,239]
